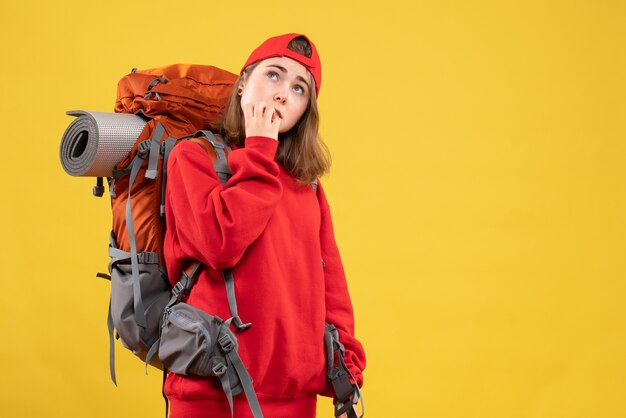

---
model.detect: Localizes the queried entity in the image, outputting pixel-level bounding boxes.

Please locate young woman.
[163,33,366,418]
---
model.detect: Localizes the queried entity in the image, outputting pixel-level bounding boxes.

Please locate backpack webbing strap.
[107,298,117,386]
[126,146,149,328]
[218,329,264,418]
[145,340,159,374]
[311,178,318,193]
[223,269,252,331]
[170,261,203,304]
[106,232,119,276]
[325,323,364,418]
[160,137,176,217]
[193,131,232,186]
[104,230,117,387]
[146,123,165,179]
[336,353,362,417]
[216,369,235,417]
[123,122,167,329]
[227,350,263,417]
[144,77,168,100]
[108,246,159,265]
[112,166,131,179]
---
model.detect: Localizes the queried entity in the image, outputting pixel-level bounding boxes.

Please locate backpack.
[104,64,234,369]
[88,65,263,416]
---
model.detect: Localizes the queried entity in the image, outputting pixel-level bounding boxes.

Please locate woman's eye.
[293,85,305,94]
[267,71,278,80]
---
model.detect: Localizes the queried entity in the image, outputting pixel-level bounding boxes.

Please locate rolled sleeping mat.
[60,110,148,177]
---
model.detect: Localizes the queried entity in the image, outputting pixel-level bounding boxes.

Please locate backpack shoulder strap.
[190,131,232,186]
[186,132,252,331]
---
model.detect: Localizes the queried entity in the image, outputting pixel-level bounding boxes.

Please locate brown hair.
[212,36,331,184]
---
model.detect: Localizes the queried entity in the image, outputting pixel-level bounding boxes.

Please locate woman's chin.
[278,122,297,135]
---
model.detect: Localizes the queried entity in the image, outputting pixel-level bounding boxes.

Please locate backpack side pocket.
[110,257,170,367]
[159,303,234,378]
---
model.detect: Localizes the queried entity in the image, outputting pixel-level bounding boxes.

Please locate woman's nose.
[274,88,287,104]
[274,93,286,104]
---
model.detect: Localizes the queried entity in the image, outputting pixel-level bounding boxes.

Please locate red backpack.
[111,64,236,262]
[101,64,236,375]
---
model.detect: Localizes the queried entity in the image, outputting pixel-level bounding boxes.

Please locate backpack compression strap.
[125,121,167,329]
[325,323,364,418]
[215,321,264,418]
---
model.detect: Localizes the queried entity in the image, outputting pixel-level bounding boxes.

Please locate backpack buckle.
[194,131,223,149]
[171,281,186,298]
[93,177,105,197]
[211,362,227,376]
[137,140,151,159]
[218,333,235,353]
[332,372,355,405]
[232,316,252,332]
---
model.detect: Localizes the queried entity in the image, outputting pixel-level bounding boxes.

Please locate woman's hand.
[242,101,282,140]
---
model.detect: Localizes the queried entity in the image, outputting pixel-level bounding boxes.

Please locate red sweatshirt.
[163,136,366,418]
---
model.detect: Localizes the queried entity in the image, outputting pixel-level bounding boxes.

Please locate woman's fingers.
[270,107,282,126]
[243,101,280,140]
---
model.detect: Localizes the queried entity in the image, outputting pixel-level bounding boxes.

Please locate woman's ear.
[238,74,246,96]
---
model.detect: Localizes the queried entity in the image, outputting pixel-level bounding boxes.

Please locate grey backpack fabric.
[159,303,262,416]
[159,303,232,376]
[108,237,170,370]
[324,323,365,418]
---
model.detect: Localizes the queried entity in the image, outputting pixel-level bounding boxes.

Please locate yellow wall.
[1,0,625,417]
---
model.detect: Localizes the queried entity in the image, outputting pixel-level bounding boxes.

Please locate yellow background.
[1,0,625,417]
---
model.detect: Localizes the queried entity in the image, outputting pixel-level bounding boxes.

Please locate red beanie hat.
[241,33,322,97]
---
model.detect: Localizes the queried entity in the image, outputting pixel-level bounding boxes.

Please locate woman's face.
[240,56,313,134]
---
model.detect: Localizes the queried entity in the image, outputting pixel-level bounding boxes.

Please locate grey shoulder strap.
[223,269,252,332]
[193,130,232,186]
[146,122,165,179]
[311,178,318,193]
[161,137,177,216]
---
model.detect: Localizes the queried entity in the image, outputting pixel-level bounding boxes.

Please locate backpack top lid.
[115,64,238,131]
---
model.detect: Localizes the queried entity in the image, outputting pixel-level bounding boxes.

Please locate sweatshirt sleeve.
[318,182,367,390]
[165,136,283,270]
